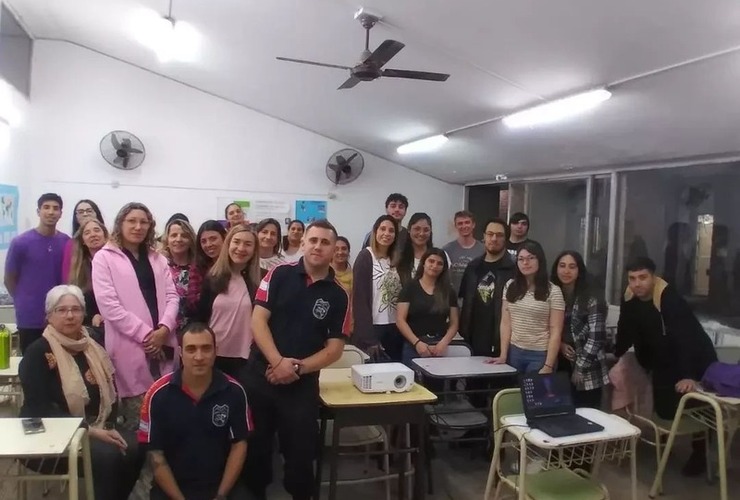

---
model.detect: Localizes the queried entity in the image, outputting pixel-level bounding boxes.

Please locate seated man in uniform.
[138,322,251,500]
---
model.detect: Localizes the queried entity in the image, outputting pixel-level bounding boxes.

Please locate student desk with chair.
[0,417,94,500]
[316,367,437,500]
[0,356,23,413]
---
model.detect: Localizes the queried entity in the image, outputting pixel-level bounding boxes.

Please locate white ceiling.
[8,0,740,184]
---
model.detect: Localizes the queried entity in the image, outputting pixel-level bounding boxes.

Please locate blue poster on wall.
[0,184,19,250]
[295,200,327,224]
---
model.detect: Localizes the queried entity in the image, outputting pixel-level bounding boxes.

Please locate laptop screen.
[520,372,574,417]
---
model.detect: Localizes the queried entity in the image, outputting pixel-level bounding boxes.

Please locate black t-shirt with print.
[398,280,457,339]
[469,259,509,341]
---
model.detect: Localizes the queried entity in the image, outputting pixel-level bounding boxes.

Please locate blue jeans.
[508,344,547,373]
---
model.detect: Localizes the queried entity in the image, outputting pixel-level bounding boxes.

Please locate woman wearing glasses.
[62,199,105,282]
[92,203,179,431]
[491,240,565,373]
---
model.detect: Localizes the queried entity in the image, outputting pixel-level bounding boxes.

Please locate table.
[0,417,94,500]
[316,368,437,500]
[411,356,517,378]
[496,408,640,500]
[649,391,740,500]
[0,356,22,413]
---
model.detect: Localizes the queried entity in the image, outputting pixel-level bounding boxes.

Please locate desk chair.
[484,388,609,500]
[626,399,711,493]
[321,347,392,500]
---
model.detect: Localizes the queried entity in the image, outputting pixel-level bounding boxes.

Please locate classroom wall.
[0,81,29,290]
[28,41,464,254]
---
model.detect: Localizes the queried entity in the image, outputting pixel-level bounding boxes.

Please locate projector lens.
[394,375,406,389]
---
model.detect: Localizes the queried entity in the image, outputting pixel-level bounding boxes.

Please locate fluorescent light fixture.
[397,134,448,155]
[503,89,611,129]
[131,9,201,63]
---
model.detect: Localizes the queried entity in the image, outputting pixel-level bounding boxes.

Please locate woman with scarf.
[19,285,143,500]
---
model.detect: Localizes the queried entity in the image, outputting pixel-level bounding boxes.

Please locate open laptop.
[519,372,604,438]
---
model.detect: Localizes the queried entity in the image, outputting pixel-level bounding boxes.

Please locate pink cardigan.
[92,243,179,398]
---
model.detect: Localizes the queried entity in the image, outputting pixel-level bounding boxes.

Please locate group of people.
[3,190,719,499]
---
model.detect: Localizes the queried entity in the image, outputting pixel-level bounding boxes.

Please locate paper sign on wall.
[0,184,19,250]
[295,200,327,224]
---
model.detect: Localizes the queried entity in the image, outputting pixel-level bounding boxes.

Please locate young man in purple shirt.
[4,193,70,352]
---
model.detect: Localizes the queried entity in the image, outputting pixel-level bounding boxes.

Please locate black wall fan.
[100,131,146,171]
[277,10,450,90]
[326,149,364,185]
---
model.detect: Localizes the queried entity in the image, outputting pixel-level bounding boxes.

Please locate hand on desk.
[415,341,433,357]
[675,378,699,394]
[266,357,302,385]
[429,340,449,357]
[485,356,506,365]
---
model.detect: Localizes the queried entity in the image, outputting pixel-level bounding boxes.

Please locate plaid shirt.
[566,296,610,391]
[167,261,203,331]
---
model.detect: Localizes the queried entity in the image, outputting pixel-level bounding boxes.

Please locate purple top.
[5,229,70,328]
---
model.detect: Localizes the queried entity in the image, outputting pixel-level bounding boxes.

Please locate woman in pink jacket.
[92,202,179,431]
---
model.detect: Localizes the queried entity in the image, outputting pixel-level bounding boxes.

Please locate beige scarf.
[42,325,117,428]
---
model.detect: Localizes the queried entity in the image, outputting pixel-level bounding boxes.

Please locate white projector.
[351,363,414,393]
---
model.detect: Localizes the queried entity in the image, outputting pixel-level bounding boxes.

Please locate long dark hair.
[397,212,433,285]
[282,219,305,252]
[370,215,399,262]
[550,250,606,313]
[195,220,227,270]
[72,199,104,234]
[505,240,550,302]
[414,247,452,313]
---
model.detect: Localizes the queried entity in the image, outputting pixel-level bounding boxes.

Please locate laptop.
[519,372,604,438]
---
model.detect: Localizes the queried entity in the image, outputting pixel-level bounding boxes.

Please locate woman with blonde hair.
[161,218,203,333]
[193,224,261,377]
[92,202,179,430]
[68,218,108,333]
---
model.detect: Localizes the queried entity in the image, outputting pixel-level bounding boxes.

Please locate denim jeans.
[508,344,547,373]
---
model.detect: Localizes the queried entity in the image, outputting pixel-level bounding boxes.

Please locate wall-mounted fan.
[326,149,364,185]
[100,131,146,170]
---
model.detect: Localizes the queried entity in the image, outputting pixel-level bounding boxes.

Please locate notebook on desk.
[520,372,604,438]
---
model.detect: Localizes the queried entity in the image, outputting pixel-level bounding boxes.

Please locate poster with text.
[295,200,327,224]
[0,184,19,250]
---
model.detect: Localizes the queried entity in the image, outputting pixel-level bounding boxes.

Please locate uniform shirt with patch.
[138,370,251,497]
[252,258,350,366]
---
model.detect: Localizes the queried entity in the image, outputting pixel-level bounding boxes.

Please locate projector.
[352,363,414,393]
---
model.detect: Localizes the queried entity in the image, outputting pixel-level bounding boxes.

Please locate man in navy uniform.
[138,322,251,500]
[242,220,350,500]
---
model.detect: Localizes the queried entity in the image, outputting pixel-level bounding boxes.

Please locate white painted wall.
[0,80,30,289]
[28,41,463,255]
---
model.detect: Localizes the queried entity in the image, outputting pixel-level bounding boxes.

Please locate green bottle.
[0,324,9,369]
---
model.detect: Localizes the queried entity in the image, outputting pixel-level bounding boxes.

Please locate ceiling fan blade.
[276,57,352,71]
[129,148,143,154]
[334,170,342,184]
[335,155,347,165]
[110,133,121,150]
[381,69,450,81]
[345,152,358,163]
[113,156,123,165]
[328,163,341,172]
[365,40,405,68]
[338,76,361,90]
[122,156,130,169]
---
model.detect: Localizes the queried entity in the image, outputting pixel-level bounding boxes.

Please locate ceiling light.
[130,7,200,63]
[503,89,611,129]
[397,134,448,155]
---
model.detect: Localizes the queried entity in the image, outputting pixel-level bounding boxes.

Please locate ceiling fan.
[276,10,450,90]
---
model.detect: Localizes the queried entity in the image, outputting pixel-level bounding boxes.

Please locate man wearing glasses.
[4,193,70,353]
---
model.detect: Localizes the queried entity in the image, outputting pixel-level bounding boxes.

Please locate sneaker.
[681,451,707,477]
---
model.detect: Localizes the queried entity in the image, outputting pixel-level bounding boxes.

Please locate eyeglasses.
[53,306,84,316]
[75,208,95,216]
[484,232,506,238]
[517,256,538,263]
